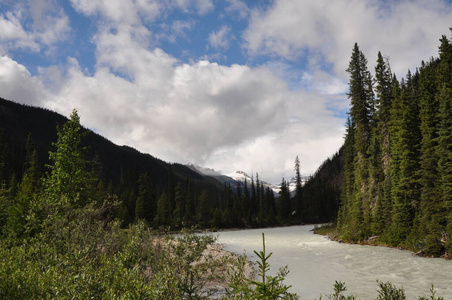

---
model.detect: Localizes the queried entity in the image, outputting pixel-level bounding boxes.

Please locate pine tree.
[265,187,277,225]
[233,181,244,226]
[43,109,95,208]
[156,192,171,226]
[135,172,155,224]
[294,156,303,221]
[277,178,291,223]
[415,58,442,241]
[7,135,41,238]
[183,178,195,226]
[196,190,210,227]
[371,53,395,234]
[172,182,185,228]
[436,84,452,253]
[388,73,420,244]
[345,43,375,239]
[337,117,356,236]
[250,175,257,223]
[243,178,251,223]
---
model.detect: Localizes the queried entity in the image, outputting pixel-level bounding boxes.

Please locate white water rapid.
[217,225,452,299]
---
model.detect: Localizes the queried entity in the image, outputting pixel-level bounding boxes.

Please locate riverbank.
[198,242,256,298]
[313,224,451,260]
[217,225,452,299]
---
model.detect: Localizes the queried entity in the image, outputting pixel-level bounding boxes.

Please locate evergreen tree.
[436,84,452,253]
[388,73,420,244]
[135,172,155,224]
[250,175,257,223]
[370,53,395,234]
[43,109,95,208]
[337,117,356,235]
[277,178,291,223]
[172,182,185,228]
[294,156,303,221]
[196,190,210,227]
[243,178,251,223]
[344,43,375,239]
[7,135,41,238]
[233,181,244,226]
[156,192,171,226]
[183,178,195,226]
[265,187,277,225]
[415,58,442,242]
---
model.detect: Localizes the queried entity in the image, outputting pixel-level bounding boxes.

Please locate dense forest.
[335,29,452,257]
[0,95,339,236]
[1,29,451,299]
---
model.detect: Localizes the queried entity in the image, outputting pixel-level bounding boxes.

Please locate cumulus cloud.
[225,0,250,19]
[0,11,39,53]
[208,26,231,49]
[0,12,344,182]
[244,0,452,80]
[27,0,71,46]
[0,56,47,105]
[2,0,451,183]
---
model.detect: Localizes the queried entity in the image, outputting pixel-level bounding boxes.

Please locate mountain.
[1,96,342,228]
[187,164,310,195]
[0,97,225,211]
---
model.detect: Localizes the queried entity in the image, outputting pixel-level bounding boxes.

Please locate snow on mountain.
[186,164,310,195]
[187,163,222,177]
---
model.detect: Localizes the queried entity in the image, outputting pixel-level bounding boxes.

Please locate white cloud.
[0,19,344,183]
[0,55,47,105]
[27,0,71,46]
[0,0,70,54]
[208,25,231,49]
[244,0,452,80]
[194,0,213,15]
[174,0,214,15]
[3,0,451,184]
[0,11,39,52]
[157,20,194,43]
[225,0,250,19]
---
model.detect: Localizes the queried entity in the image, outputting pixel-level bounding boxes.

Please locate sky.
[1,0,452,184]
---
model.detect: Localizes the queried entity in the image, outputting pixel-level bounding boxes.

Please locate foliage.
[318,281,444,300]
[225,233,299,300]
[318,281,356,300]
[336,29,452,256]
[43,109,96,208]
[375,281,406,300]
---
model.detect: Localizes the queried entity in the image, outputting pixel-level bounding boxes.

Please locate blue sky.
[1,0,452,183]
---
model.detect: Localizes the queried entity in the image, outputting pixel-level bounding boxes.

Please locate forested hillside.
[0,99,226,230]
[0,97,331,231]
[335,29,452,257]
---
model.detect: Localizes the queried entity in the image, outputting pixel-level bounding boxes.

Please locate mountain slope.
[0,97,224,203]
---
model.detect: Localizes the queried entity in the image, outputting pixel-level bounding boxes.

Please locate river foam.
[217,225,452,299]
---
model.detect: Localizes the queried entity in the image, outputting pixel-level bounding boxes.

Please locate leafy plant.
[226,233,299,300]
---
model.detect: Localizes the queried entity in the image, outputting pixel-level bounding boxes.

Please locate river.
[216,225,452,299]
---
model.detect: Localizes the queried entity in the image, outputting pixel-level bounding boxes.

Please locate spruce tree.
[7,135,41,238]
[345,43,374,239]
[436,84,452,252]
[388,73,420,244]
[43,109,95,208]
[172,182,185,227]
[277,178,291,223]
[135,172,155,224]
[156,192,171,226]
[371,53,394,234]
[294,156,303,221]
[415,59,441,241]
[337,117,356,236]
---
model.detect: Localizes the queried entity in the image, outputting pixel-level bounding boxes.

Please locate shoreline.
[313,225,451,260]
[200,242,256,298]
